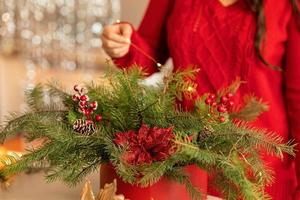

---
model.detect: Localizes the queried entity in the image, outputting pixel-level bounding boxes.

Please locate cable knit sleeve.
[284,12,300,199]
[113,0,174,75]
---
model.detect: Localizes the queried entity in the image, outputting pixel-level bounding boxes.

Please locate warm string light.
[129,40,198,96]
[130,42,162,69]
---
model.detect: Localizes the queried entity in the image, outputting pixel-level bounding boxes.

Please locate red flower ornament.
[114,124,176,165]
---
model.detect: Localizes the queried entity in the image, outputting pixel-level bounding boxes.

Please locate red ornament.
[220,96,228,104]
[217,105,227,113]
[114,124,175,165]
[95,114,103,122]
[219,116,226,123]
[80,95,89,101]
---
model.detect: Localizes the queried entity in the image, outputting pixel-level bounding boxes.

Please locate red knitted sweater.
[114,0,300,199]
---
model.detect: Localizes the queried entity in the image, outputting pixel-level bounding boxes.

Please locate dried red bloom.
[113,124,175,165]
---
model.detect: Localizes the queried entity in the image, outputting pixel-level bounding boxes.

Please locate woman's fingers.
[101,23,133,58]
[105,45,130,58]
[119,24,133,42]
[101,35,127,49]
[102,25,131,44]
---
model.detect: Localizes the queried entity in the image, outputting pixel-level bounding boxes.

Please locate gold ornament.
[81,179,126,200]
[0,146,8,170]
[81,181,96,200]
[0,146,22,189]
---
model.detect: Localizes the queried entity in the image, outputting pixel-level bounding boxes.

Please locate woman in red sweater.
[101,0,300,199]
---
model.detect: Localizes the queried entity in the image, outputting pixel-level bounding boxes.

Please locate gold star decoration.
[81,179,127,200]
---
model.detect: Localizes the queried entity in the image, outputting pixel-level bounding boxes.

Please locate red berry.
[205,98,212,105]
[72,94,80,101]
[80,95,88,101]
[219,116,226,123]
[209,94,216,100]
[78,107,85,113]
[217,105,227,113]
[95,114,103,122]
[220,96,228,104]
[211,102,217,107]
[79,101,87,108]
[90,101,98,109]
[86,120,94,125]
[226,92,234,99]
[84,110,91,116]
[227,100,234,107]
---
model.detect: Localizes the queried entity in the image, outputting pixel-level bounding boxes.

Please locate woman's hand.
[101,23,132,58]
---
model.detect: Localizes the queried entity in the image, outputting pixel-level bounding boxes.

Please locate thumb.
[119,24,133,42]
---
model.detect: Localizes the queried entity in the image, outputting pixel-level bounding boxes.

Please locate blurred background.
[0,0,148,199]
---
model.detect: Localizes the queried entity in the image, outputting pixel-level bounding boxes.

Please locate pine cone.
[197,126,214,141]
[73,119,96,136]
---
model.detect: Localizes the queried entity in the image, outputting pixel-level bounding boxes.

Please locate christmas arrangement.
[0,66,295,200]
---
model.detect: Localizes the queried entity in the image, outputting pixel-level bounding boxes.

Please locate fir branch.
[3,145,52,176]
[1,110,67,142]
[46,157,101,186]
[211,172,239,200]
[138,158,177,187]
[216,157,269,200]
[231,95,269,121]
[25,84,45,111]
[46,81,72,108]
[174,138,220,166]
[235,122,295,157]
[46,81,69,99]
[218,77,245,96]
[242,151,274,186]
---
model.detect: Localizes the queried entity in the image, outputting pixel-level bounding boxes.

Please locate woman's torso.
[167,0,291,139]
[166,0,296,198]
